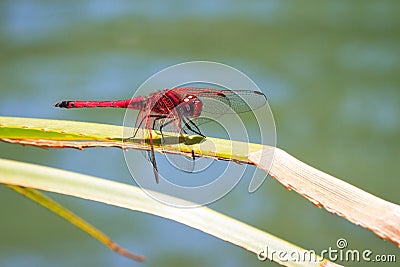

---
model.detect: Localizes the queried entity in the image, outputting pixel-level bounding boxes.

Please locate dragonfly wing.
[173,88,267,114]
[133,102,161,183]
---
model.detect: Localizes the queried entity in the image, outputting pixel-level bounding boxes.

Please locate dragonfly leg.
[159,117,179,138]
[131,114,147,140]
[160,118,196,161]
[182,117,205,137]
[149,114,167,132]
[123,115,146,143]
[149,115,169,142]
[180,117,204,161]
[125,114,166,143]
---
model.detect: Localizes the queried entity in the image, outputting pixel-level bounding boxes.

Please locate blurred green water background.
[0,1,399,266]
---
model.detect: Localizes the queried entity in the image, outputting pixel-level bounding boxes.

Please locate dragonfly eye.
[181,95,203,118]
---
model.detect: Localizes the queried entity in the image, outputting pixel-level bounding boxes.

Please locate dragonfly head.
[181,95,203,118]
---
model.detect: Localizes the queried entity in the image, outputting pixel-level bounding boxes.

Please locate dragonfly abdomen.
[55,99,143,109]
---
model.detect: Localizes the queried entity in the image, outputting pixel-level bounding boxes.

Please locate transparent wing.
[172,88,267,115]
[132,102,161,183]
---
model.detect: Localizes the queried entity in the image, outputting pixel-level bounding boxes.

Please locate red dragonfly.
[55,88,267,183]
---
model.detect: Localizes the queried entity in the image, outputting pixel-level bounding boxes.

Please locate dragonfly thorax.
[180,95,203,118]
